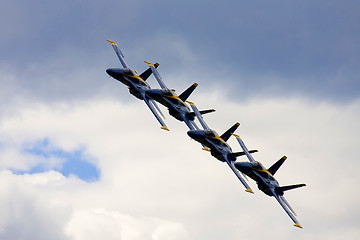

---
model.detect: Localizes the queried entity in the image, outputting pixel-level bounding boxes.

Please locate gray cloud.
[1,0,359,104]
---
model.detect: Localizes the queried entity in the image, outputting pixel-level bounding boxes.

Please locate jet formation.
[106,40,306,228]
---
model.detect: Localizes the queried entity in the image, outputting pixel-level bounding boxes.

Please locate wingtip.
[202,147,211,152]
[161,126,170,131]
[245,188,254,194]
[294,223,303,229]
[144,61,154,67]
[193,83,199,87]
[186,101,195,106]
[107,40,117,45]
[231,133,240,138]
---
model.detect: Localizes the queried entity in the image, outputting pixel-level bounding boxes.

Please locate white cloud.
[0,94,359,239]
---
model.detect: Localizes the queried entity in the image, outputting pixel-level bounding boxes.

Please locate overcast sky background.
[1,0,360,239]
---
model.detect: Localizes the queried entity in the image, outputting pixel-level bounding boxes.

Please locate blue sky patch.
[20,138,100,182]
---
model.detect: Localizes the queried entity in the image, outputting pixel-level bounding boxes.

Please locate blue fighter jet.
[106,40,169,131]
[186,101,257,193]
[232,134,306,228]
[144,61,215,130]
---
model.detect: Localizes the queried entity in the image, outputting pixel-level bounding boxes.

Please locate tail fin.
[140,63,159,81]
[268,156,287,175]
[179,83,198,102]
[276,184,306,195]
[220,122,240,142]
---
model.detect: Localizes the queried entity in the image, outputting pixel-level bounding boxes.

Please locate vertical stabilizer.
[179,83,198,102]
[268,156,287,175]
[220,122,240,142]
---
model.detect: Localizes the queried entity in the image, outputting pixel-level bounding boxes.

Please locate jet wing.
[179,113,200,130]
[186,101,210,130]
[225,158,254,194]
[232,134,256,163]
[107,40,129,68]
[143,95,169,131]
[270,188,303,228]
[144,61,168,89]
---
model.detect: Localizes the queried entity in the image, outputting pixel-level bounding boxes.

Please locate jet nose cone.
[106,68,116,77]
[187,130,201,139]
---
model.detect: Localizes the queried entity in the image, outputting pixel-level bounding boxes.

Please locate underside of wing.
[232,134,256,163]
[107,40,129,68]
[140,62,159,81]
[186,101,210,130]
[226,159,254,194]
[143,96,169,131]
[180,113,200,130]
[144,61,168,89]
[270,189,303,229]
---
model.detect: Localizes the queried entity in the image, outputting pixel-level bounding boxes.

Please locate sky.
[0,0,359,239]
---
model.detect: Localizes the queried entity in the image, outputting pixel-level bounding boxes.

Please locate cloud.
[0,170,72,240]
[0,93,359,239]
[1,1,360,238]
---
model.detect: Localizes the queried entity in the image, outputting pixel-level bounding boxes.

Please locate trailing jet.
[232,134,306,228]
[186,101,257,193]
[106,40,169,131]
[144,61,215,130]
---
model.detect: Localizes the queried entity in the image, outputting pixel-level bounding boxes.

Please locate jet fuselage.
[187,129,234,162]
[145,89,192,121]
[234,161,281,196]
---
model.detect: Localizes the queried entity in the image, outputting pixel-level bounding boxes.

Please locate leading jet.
[106,40,169,131]
[186,101,257,193]
[144,61,215,130]
[232,134,306,228]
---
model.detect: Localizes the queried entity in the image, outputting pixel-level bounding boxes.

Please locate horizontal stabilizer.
[220,122,240,142]
[229,150,258,160]
[199,109,216,115]
[186,109,215,120]
[276,184,306,194]
[179,83,198,102]
[268,156,287,175]
[140,62,159,81]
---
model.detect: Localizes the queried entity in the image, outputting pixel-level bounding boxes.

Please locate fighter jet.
[186,101,257,193]
[106,40,169,131]
[144,61,215,130]
[232,134,306,228]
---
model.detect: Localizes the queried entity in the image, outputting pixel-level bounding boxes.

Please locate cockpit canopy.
[251,161,265,170]
[161,89,174,96]
[204,129,218,137]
